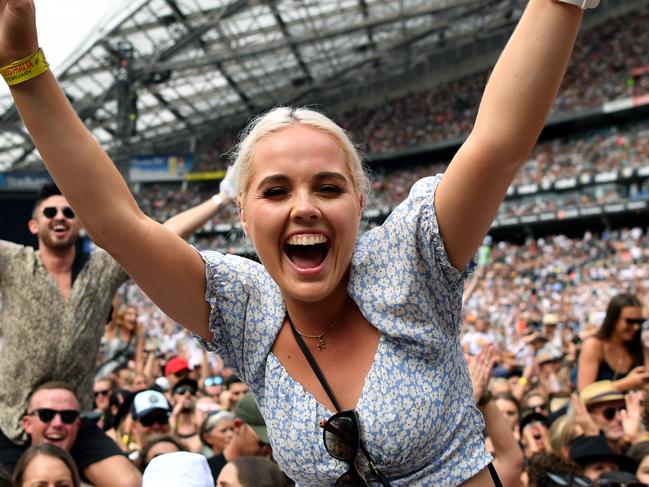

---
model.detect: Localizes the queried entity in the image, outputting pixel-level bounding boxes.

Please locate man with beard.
[0,179,235,485]
[170,378,202,452]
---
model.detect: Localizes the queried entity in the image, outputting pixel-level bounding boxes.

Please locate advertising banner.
[129,154,193,182]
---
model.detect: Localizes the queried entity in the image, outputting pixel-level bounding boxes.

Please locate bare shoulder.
[581,336,603,356]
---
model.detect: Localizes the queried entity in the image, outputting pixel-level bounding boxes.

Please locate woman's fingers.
[0,0,38,64]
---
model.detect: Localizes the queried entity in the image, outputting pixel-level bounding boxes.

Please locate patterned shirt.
[0,241,127,443]
[198,176,491,486]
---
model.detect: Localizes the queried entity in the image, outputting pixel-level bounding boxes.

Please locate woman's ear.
[237,198,248,236]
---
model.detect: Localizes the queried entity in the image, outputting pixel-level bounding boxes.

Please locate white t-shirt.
[461,331,497,356]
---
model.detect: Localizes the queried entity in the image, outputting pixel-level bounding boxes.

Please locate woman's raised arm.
[435,0,585,270]
[0,0,211,339]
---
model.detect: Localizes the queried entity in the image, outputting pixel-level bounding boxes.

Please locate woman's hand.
[467,343,495,404]
[618,366,649,391]
[218,165,237,203]
[621,390,644,443]
[570,393,600,436]
[0,0,39,65]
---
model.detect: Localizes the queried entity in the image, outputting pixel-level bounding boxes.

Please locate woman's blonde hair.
[231,106,370,199]
[117,305,139,333]
[548,414,579,459]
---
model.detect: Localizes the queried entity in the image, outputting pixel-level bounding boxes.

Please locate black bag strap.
[287,314,392,487]
[288,313,498,486]
[287,314,342,412]
[488,463,504,487]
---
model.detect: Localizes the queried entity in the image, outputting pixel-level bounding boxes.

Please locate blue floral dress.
[198,176,491,486]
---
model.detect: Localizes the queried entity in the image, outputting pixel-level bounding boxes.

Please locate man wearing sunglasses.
[21,382,82,455]
[0,179,236,485]
[580,381,633,454]
[170,378,203,453]
[129,389,173,462]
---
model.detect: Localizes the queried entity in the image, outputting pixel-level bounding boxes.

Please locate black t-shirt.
[207,453,227,482]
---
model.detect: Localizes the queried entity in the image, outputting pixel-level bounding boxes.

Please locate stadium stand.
[1,0,649,485]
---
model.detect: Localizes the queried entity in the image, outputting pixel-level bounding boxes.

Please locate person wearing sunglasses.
[170,378,203,453]
[128,390,173,463]
[203,375,225,402]
[0,178,237,487]
[578,381,644,454]
[578,293,649,393]
[21,382,82,455]
[0,0,596,483]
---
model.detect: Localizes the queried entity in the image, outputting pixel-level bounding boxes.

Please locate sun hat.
[579,381,624,408]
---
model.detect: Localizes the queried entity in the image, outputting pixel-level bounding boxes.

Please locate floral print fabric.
[198,175,491,486]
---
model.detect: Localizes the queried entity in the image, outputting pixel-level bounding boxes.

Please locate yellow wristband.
[518,377,528,386]
[1,49,49,86]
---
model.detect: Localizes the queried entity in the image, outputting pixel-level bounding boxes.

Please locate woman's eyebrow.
[256,174,289,188]
[256,172,348,188]
[314,171,348,183]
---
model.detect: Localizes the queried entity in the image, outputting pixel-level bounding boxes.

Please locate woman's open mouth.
[284,233,330,270]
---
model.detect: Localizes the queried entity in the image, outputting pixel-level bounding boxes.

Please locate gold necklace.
[288,300,347,351]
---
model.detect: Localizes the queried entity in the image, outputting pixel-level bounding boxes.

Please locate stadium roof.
[0,0,628,173]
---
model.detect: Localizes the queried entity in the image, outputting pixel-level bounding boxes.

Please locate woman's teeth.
[286,234,328,246]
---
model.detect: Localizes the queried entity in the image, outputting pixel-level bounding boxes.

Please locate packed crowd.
[339,5,649,155]
[2,1,649,486]
[188,4,649,171]
[5,222,649,486]
[134,118,649,252]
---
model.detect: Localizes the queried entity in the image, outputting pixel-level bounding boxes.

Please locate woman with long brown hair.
[577,293,648,391]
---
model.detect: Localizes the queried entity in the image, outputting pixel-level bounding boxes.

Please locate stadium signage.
[579,207,602,216]
[186,171,226,181]
[594,171,618,183]
[520,215,538,224]
[554,178,577,190]
[129,154,193,182]
[1,172,51,189]
[561,209,579,219]
[627,201,647,210]
[518,184,538,195]
[604,204,625,213]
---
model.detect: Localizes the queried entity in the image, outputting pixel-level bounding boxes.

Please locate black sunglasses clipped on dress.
[29,408,80,424]
[42,206,75,219]
[320,409,382,487]
[287,314,390,487]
